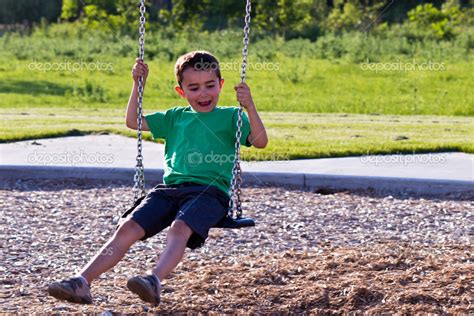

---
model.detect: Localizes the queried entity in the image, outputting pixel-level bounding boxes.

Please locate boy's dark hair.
[175,51,222,87]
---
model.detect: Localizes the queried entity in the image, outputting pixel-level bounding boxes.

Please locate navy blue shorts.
[121,182,230,249]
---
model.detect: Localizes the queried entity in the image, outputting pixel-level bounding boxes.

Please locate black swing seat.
[119,196,255,229]
[214,216,255,229]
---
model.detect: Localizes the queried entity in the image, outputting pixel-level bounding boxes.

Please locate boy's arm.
[126,58,150,131]
[235,83,268,148]
[246,105,268,148]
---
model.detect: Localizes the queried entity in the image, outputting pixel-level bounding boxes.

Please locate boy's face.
[175,67,224,113]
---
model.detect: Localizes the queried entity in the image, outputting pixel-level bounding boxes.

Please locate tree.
[325,0,386,33]
[406,0,471,40]
[60,0,143,34]
[252,0,315,38]
[0,0,61,25]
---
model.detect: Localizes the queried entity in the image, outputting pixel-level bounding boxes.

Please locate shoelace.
[62,278,82,291]
[145,275,159,292]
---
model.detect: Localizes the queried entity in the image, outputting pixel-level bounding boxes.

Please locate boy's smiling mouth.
[197,100,212,107]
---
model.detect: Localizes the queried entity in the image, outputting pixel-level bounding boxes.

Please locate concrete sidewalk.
[1,135,473,194]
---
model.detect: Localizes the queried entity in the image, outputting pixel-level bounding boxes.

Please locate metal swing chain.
[228,0,251,219]
[133,0,147,202]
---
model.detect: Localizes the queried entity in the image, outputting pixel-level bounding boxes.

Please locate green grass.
[1,52,473,159]
[1,56,473,115]
[1,108,473,160]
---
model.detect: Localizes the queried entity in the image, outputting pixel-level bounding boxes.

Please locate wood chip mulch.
[1,179,472,314]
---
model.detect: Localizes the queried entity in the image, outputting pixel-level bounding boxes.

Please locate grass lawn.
[1,107,472,160]
[1,56,473,159]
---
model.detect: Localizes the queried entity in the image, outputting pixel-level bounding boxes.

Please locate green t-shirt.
[145,106,252,196]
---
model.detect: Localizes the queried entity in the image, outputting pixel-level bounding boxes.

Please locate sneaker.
[47,277,92,304]
[127,274,161,304]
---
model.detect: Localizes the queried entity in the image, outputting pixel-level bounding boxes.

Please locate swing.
[130,0,255,229]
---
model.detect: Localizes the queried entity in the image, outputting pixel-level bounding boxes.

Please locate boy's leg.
[48,219,145,303]
[149,186,228,280]
[79,219,146,283]
[127,219,192,304]
[152,219,193,281]
[127,184,227,304]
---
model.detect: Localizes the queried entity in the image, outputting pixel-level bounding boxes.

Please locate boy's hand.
[132,58,149,84]
[234,82,255,110]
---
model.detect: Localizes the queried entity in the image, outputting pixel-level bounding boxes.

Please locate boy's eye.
[190,88,198,91]
[207,85,215,89]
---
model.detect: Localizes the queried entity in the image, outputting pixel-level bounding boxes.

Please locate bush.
[404,0,472,40]
[1,20,473,64]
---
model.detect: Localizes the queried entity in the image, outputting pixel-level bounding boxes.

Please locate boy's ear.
[175,85,186,98]
[219,78,224,89]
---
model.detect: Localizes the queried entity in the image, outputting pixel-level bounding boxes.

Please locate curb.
[1,165,473,195]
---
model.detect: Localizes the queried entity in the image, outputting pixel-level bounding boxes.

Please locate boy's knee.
[168,220,192,240]
[116,219,145,241]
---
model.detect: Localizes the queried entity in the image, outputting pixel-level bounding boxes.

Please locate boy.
[48,51,268,305]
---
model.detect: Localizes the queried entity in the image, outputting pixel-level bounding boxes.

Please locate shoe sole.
[127,277,160,304]
[48,284,92,304]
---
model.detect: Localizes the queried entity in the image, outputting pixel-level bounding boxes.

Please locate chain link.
[228,0,251,219]
[133,0,146,202]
